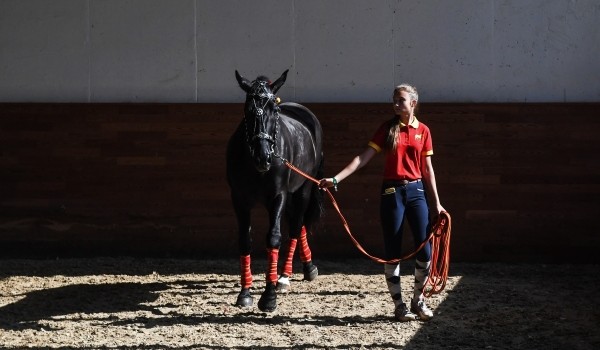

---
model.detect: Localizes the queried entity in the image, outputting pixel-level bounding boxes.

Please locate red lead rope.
[283,160,452,296]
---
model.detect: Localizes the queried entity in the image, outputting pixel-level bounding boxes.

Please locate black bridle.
[244,80,281,158]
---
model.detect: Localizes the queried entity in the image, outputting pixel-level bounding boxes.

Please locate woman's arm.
[421,155,445,215]
[319,147,378,189]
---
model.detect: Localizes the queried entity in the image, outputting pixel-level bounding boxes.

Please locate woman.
[319,84,445,321]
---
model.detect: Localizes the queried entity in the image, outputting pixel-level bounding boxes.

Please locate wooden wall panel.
[0,103,598,262]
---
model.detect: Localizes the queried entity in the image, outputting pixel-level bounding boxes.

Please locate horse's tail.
[304,153,325,234]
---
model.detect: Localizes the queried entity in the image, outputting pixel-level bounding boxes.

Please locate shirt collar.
[399,116,420,128]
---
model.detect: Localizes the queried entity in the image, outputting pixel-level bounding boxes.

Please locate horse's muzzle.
[254,158,271,173]
[252,143,273,173]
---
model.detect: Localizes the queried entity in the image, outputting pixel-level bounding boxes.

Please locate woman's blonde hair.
[394,83,418,103]
[385,83,419,151]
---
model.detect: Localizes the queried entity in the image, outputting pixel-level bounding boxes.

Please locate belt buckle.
[399,179,409,186]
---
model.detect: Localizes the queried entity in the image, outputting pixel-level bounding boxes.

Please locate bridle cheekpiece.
[244,80,281,159]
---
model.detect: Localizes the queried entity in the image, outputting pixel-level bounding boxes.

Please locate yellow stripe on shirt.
[368,141,382,153]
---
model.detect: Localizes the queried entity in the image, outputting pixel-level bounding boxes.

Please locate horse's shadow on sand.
[0,279,382,331]
[0,282,169,330]
[0,259,385,331]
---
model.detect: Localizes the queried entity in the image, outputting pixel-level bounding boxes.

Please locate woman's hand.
[436,204,446,215]
[430,204,446,223]
[318,178,336,190]
[318,147,376,192]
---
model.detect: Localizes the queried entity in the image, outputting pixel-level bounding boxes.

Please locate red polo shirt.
[368,117,433,181]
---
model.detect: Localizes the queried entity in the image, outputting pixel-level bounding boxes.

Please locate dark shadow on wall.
[1,102,599,264]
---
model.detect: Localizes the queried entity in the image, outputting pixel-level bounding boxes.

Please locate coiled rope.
[283,159,452,296]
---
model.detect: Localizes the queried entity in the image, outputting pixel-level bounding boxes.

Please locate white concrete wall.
[0,0,598,102]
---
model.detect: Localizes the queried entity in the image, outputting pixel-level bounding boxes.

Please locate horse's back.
[279,102,322,144]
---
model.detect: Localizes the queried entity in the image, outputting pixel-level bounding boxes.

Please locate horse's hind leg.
[278,226,317,290]
[276,238,297,292]
[279,187,319,289]
[298,226,318,281]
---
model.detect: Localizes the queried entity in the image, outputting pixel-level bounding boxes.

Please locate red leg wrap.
[282,238,298,277]
[240,255,252,289]
[266,248,279,284]
[299,226,312,262]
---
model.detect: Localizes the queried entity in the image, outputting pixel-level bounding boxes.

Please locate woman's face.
[393,90,415,117]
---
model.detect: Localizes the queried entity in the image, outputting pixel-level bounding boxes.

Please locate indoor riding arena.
[1,2,599,350]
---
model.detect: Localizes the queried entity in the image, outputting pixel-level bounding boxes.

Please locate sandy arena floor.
[0,258,598,349]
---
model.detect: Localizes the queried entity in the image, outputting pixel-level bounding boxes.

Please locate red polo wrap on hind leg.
[266,248,279,284]
[299,226,312,262]
[282,238,298,277]
[240,255,252,289]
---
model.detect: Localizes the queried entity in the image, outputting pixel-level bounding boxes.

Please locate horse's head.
[235,69,288,173]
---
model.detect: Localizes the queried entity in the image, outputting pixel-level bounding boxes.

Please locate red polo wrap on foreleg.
[240,255,252,289]
[266,248,279,284]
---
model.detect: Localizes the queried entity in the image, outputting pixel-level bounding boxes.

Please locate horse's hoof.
[235,288,253,307]
[276,275,291,293]
[257,283,277,312]
[303,261,318,281]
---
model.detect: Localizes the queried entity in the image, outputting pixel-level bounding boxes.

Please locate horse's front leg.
[257,193,285,312]
[233,196,253,308]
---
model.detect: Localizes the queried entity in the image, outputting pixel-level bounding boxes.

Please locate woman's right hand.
[318,178,335,189]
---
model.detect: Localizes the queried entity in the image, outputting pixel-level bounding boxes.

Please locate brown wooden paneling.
[0,103,598,262]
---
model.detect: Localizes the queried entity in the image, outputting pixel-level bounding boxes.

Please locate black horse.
[227,70,323,312]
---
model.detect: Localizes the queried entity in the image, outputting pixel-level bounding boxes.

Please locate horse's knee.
[238,232,252,254]
[267,235,282,249]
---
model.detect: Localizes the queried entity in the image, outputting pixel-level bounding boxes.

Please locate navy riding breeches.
[379,180,431,262]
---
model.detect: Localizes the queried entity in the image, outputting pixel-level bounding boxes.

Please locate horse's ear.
[270,69,289,94]
[235,70,252,93]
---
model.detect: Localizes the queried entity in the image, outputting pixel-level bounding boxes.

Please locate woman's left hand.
[430,204,446,222]
[436,204,446,215]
